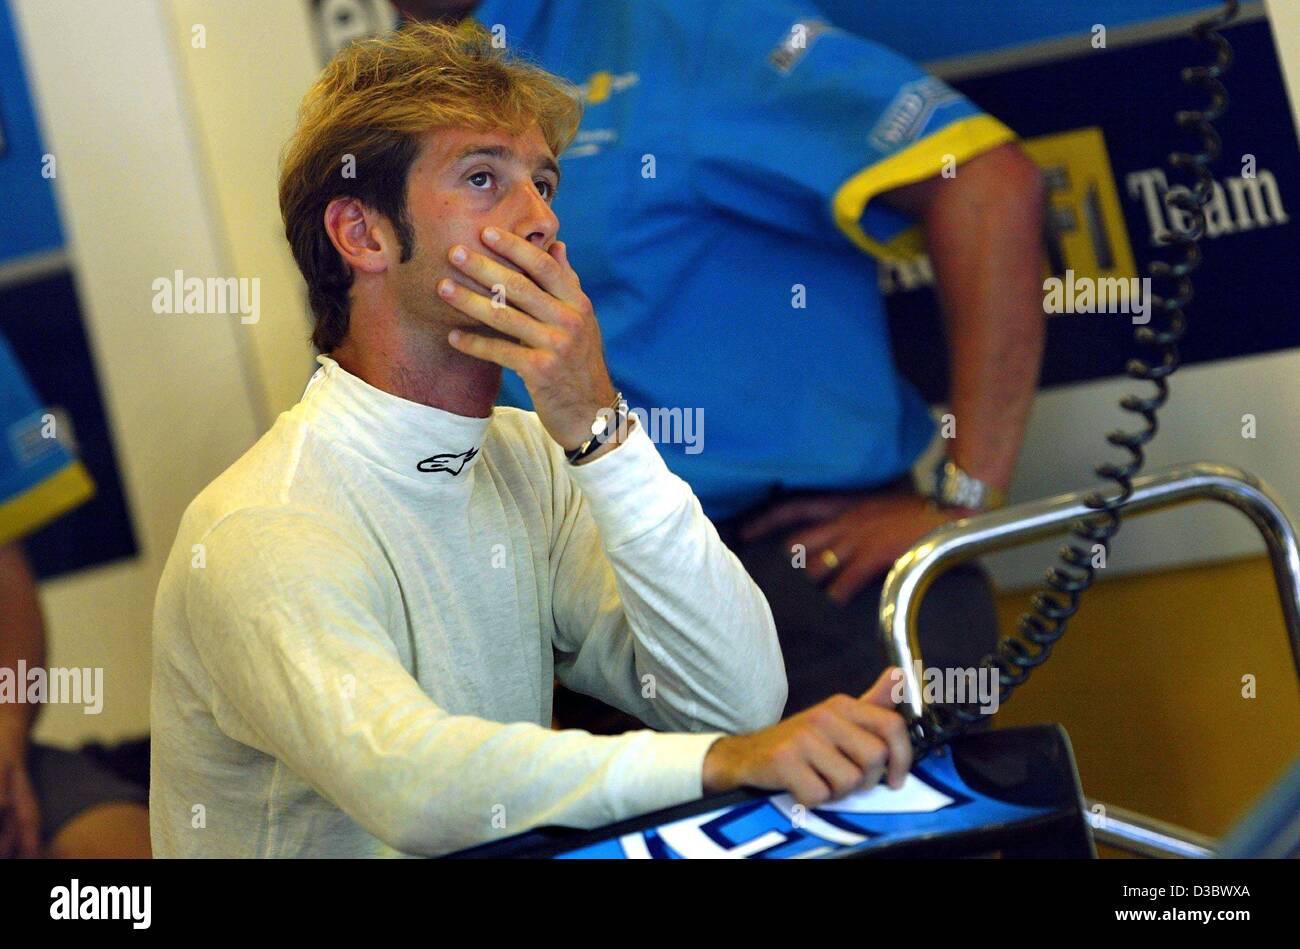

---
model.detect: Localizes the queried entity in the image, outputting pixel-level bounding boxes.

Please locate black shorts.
[25,742,148,843]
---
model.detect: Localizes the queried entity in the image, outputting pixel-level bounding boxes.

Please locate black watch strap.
[565,393,629,465]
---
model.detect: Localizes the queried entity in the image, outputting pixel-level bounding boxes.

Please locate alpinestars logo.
[416,446,478,475]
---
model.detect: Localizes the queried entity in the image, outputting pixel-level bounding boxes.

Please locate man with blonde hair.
[150,21,911,858]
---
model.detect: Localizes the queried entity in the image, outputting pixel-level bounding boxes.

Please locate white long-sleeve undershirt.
[150,356,786,857]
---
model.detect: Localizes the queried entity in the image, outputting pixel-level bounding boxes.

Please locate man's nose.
[507,181,558,250]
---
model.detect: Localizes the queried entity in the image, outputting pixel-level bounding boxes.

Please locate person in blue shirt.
[0,332,150,857]
[396,1,1046,720]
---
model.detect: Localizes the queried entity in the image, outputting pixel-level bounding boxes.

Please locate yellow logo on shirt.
[579,70,639,105]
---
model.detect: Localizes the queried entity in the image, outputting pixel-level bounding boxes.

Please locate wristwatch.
[565,392,630,465]
[930,457,1007,512]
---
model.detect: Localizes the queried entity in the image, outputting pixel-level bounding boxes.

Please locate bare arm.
[0,542,45,740]
[0,541,45,857]
[883,142,1047,493]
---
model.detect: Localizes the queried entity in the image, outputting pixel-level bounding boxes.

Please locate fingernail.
[483,227,500,242]
[450,245,467,264]
[438,279,454,297]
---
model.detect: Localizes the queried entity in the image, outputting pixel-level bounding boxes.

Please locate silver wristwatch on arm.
[929,457,1007,512]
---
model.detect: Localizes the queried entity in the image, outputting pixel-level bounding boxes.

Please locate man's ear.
[323,197,390,275]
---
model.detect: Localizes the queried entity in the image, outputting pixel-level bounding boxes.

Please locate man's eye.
[468,171,494,189]
[536,180,555,200]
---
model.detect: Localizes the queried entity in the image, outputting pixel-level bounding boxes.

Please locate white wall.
[164,0,332,416]
[983,348,1300,589]
[13,0,264,745]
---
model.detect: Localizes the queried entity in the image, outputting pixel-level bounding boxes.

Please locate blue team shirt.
[0,333,94,545]
[475,0,1015,520]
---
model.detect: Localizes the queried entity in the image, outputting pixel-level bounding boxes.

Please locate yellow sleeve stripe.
[831,113,1018,263]
[0,461,97,548]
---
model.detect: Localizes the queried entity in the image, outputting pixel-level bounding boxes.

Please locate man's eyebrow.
[450,144,561,185]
